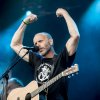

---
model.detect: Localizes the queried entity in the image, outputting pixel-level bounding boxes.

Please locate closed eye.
[34,40,43,45]
[38,40,43,43]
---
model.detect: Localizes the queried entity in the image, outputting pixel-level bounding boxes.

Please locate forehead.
[33,34,48,43]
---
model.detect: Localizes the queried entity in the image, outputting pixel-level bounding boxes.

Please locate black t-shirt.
[29,47,76,100]
[36,58,54,83]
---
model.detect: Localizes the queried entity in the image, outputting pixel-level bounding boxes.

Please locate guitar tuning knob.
[74,64,78,66]
[76,72,79,75]
[71,74,74,76]
[68,75,71,78]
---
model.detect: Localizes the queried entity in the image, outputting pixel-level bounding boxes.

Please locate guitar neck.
[31,72,63,98]
[31,64,78,98]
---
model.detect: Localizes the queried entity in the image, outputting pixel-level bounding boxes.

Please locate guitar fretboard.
[30,64,78,98]
[31,72,63,98]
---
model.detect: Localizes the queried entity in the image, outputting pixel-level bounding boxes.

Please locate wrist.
[22,20,29,25]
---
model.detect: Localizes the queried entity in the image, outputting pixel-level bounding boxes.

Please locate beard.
[40,47,51,56]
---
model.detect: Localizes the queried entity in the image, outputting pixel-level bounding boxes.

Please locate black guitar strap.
[49,54,58,78]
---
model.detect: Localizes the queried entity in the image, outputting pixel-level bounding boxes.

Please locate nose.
[35,42,40,47]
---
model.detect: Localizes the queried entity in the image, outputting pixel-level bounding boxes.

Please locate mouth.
[39,48,44,52]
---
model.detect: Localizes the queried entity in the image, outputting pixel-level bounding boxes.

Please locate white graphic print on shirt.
[37,63,52,82]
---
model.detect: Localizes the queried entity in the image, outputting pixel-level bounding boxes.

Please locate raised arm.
[56,8,80,56]
[10,14,37,62]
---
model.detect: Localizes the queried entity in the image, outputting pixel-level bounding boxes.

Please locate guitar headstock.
[62,64,79,77]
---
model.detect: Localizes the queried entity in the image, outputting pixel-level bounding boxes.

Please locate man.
[10,8,80,100]
[0,78,24,100]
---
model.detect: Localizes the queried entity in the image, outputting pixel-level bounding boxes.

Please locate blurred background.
[0,0,100,100]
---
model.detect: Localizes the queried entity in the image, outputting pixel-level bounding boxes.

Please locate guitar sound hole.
[25,93,31,100]
[17,97,20,100]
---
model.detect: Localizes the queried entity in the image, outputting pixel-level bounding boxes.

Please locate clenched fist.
[23,14,37,24]
[56,8,68,17]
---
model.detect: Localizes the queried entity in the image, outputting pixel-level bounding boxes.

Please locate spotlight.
[26,11,32,16]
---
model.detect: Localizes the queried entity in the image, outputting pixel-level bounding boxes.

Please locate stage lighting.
[26,11,32,16]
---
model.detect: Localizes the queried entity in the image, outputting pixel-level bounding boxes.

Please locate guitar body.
[7,64,78,100]
[7,80,39,100]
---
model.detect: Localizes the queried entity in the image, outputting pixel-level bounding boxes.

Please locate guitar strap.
[49,64,54,78]
[40,55,58,95]
[49,54,58,79]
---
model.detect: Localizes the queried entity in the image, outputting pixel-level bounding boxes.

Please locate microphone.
[23,46,39,52]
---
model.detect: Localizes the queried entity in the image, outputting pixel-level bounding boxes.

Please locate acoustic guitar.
[7,64,79,100]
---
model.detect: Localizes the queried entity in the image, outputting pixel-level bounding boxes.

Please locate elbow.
[70,30,80,41]
[10,42,18,50]
[10,42,13,48]
[10,42,15,50]
[74,32,80,41]
[10,42,23,52]
[76,34,80,40]
[70,32,80,44]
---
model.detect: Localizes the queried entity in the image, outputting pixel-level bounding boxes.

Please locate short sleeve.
[29,50,42,67]
[54,47,76,69]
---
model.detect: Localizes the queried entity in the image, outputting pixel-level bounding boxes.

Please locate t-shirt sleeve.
[29,50,42,67]
[57,47,76,68]
[67,51,76,67]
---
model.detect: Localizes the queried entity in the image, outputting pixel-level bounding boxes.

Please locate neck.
[44,47,56,58]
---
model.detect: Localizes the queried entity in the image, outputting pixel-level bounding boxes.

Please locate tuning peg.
[68,75,71,78]
[71,74,74,76]
[74,64,78,66]
[71,65,74,67]
[75,72,79,75]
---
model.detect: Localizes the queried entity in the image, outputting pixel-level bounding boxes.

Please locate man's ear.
[49,39,53,46]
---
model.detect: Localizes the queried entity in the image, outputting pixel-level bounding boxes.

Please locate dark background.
[0,0,100,100]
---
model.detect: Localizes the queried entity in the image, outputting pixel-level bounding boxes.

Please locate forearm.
[10,21,27,47]
[63,12,80,38]
[56,8,80,56]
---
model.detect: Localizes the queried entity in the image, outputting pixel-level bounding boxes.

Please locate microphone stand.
[0,50,29,100]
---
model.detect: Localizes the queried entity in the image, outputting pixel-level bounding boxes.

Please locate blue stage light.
[26,11,32,16]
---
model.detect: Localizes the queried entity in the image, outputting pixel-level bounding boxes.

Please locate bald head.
[34,32,53,40]
[33,32,54,46]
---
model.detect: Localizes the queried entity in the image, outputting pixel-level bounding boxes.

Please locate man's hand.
[23,14,37,24]
[56,8,68,17]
